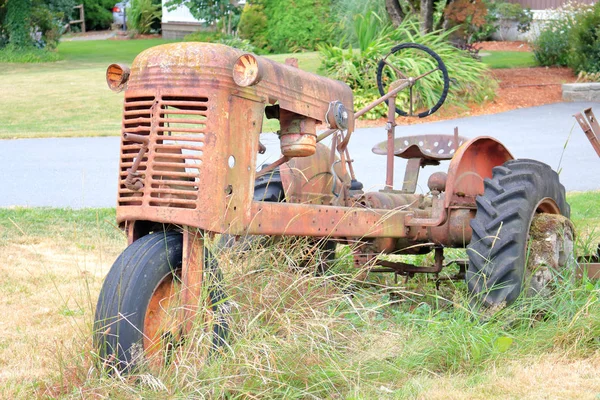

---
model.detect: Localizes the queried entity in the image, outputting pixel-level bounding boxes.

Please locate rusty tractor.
[94,42,573,370]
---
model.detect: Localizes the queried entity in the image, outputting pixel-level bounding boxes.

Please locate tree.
[165,0,241,35]
[384,0,442,34]
[1,0,76,49]
[5,0,33,48]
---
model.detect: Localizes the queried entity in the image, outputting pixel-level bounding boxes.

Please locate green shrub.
[238,2,268,51]
[183,31,224,42]
[128,0,161,34]
[0,45,61,62]
[328,0,387,47]
[532,3,592,67]
[319,17,496,120]
[263,0,335,53]
[5,0,33,48]
[82,0,114,31]
[216,36,256,52]
[183,31,256,52]
[568,2,600,74]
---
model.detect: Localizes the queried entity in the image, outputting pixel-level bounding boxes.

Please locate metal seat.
[372,134,468,162]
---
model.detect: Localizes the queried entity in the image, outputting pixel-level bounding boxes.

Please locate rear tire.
[94,231,227,371]
[466,159,571,307]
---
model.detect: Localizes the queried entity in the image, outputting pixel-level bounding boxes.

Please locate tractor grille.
[118,95,209,209]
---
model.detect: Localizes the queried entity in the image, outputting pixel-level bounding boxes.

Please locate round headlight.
[106,63,130,92]
[233,54,263,87]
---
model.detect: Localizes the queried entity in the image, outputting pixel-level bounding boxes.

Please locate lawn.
[481,50,536,69]
[0,39,536,139]
[0,191,599,398]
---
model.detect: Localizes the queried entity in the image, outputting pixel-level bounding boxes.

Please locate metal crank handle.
[123,132,149,191]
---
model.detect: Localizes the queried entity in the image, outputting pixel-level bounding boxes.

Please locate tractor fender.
[279,143,350,204]
[444,136,513,208]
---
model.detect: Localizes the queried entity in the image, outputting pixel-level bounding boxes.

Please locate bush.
[183,31,224,42]
[532,3,592,67]
[216,36,256,52]
[128,0,161,34]
[183,31,256,52]
[238,2,268,51]
[444,0,489,43]
[82,0,114,31]
[319,16,496,119]
[266,0,334,53]
[568,2,600,74]
[5,0,33,48]
[328,0,387,47]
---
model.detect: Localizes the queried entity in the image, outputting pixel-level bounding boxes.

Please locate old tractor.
[95,42,572,370]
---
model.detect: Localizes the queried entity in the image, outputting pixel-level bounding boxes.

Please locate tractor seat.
[372,134,468,162]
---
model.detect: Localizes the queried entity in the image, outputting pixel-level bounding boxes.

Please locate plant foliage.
[319,16,495,119]
[165,0,241,34]
[568,2,600,74]
[81,0,114,31]
[128,0,161,35]
[532,2,593,67]
[238,0,335,54]
[238,2,268,51]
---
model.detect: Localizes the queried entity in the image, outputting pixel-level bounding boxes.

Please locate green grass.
[481,51,536,69]
[0,207,123,246]
[0,195,599,398]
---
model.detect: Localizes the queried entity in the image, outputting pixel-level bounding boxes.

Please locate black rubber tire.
[94,231,227,371]
[376,42,450,118]
[466,159,570,307]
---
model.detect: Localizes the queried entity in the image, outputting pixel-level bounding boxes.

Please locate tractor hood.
[126,42,354,124]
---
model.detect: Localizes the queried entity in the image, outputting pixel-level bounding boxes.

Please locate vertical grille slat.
[118,95,209,209]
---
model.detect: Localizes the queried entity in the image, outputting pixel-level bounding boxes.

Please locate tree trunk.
[420,0,433,33]
[385,0,405,27]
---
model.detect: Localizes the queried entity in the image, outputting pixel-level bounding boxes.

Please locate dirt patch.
[477,40,533,52]
[357,66,576,129]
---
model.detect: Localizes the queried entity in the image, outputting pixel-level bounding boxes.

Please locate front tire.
[466,159,571,307]
[94,231,227,371]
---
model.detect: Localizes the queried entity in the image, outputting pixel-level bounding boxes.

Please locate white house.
[161,1,246,39]
[161,2,206,39]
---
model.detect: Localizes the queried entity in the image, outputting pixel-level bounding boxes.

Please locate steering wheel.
[376,43,450,118]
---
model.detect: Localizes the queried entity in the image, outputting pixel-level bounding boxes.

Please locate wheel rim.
[143,272,182,364]
[534,197,560,215]
[526,207,574,297]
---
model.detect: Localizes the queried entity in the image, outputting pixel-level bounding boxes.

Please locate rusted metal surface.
[385,96,397,190]
[279,143,349,205]
[574,108,600,157]
[181,228,204,334]
[117,42,353,234]
[373,247,444,275]
[279,110,317,157]
[574,108,600,281]
[576,259,600,280]
[111,42,553,278]
[372,133,468,161]
[143,272,179,362]
[427,171,447,193]
[444,137,513,208]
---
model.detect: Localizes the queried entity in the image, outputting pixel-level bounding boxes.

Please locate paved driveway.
[1,102,598,208]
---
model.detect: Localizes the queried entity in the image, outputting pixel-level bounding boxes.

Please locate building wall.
[161,3,204,40]
[505,0,595,10]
